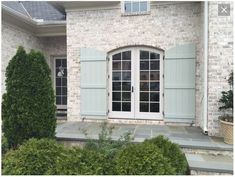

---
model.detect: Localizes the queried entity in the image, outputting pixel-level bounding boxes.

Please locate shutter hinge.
[106,56,110,61]
[162,111,165,116]
[162,93,164,97]
[108,92,110,96]
[163,74,164,78]
[108,75,110,79]
[163,55,165,60]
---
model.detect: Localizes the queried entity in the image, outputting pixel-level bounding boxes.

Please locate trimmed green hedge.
[2,135,188,175]
[144,135,188,174]
[114,142,176,175]
[2,138,65,175]
[53,148,106,175]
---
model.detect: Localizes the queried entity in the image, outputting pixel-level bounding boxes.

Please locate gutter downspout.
[203,1,208,134]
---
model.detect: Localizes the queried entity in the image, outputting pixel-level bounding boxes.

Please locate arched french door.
[108,47,163,120]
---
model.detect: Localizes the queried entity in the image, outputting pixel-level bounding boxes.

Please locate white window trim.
[121,1,150,16]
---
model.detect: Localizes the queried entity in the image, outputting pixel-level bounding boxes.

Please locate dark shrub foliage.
[2,135,9,156]
[114,142,176,175]
[144,135,188,174]
[53,147,106,175]
[2,46,56,148]
[219,71,233,122]
[2,138,66,175]
[84,122,132,174]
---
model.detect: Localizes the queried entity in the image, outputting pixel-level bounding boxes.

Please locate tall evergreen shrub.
[2,46,56,148]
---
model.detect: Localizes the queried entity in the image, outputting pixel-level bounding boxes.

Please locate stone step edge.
[56,135,233,152]
[186,154,233,174]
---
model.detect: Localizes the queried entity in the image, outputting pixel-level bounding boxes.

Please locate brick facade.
[66,2,203,123]
[1,1,233,136]
[1,22,66,93]
[207,1,233,136]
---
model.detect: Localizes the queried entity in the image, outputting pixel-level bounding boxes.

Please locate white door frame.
[108,48,135,118]
[54,57,67,110]
[134,47,163,120]
[108,47,163,120]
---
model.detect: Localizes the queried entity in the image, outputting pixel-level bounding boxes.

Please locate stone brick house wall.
[1,22,44,93]
[1,1,233,137]
[207,1,233,136]
[1,22,66,93]
[66,2,203,123]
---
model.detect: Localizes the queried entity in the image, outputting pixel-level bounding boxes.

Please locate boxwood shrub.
[144,135,188,174]
[2,138,66,175]
[2,135,9,156]
[53,147,106,175]
[2,135,188,175]
[114,142,176,175]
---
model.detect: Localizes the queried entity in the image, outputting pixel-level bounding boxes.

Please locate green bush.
[2,138,66,175]
[114,142,176,175]
[53,148,106,175]
[219,71,233,122]
[144,135,188,174]
[2,135,9,156]
[2,46,56,148]
[83,122,132,175]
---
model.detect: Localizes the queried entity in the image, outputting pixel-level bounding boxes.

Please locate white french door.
[108,47,163,120]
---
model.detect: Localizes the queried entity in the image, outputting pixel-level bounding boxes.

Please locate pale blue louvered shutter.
[80,48,107,119]
[164,44,196,123]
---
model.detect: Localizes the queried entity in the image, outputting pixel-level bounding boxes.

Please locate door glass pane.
[62,78,67,86]
[113,72,121,80]
[140,82,149,91]
[150,92,159,101]
[140,92,149,101]
[122,102,131,111]
[62,96,67,105]
[139,50,160,113]
[56,96,61,105]
[150,71,159,80]
[112,51,132,112]
[150,82,159,91]
[122,92,131,101]
[113,102,121,111]
[140,103,149,112]
[113,61,121,70]
[140,50,149,59]
[113,82,121,91]
[150,61,159,70]
[62,87,67,96]
[122,51,131,60]
[150,52,160,59]
[113,92,121,101]
[56,78,61,85]
[122,82,131,91]
[140,71,149,80]
[113,53,121,60]
[122,61,131,70]
[140,61,149,70]
[150,103,159,112]
[122,71,131,81]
